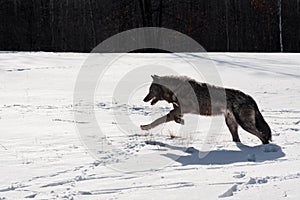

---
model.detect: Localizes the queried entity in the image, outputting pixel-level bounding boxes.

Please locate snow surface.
[0,52,299,199]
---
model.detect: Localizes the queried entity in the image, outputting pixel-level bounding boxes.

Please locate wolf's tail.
[255,110,272,142]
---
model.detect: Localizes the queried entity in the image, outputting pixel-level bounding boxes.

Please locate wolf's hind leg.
[241,125,269,144]
[234,109,269,144]
[240,124,269,144]
[225,112,240,142]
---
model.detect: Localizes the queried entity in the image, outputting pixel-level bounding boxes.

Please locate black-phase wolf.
[140,75,271,144]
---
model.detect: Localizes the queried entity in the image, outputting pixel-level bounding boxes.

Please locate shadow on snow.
[152,142,285,165]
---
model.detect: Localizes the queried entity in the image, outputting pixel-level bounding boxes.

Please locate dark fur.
[141,75,272,144]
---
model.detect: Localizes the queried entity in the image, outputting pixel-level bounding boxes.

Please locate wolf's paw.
[174,117,184,125]
[140,124,151,131]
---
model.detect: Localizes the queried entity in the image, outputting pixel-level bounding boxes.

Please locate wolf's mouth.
[150,97,158,105]
[143,93,159,105]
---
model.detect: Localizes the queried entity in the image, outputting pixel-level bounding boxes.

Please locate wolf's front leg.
[140,110,184,130]
[140,115,168,130]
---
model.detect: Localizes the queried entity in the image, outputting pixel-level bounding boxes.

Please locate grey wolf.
[140,75,271,144]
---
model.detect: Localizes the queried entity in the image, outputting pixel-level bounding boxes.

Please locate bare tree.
[277,0,283,52]
[138,0,163,27]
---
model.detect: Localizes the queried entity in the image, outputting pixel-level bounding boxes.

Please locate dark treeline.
[0,0,299,52]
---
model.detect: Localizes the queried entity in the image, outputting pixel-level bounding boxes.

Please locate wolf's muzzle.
[143,93,153,102]
[143,93,159,105]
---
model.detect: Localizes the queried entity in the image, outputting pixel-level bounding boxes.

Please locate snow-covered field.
[0,52,299,199]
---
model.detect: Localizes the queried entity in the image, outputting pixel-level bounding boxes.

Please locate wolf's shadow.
[155,142,285,165]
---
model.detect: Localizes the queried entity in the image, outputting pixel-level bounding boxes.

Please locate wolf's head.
[143,75,177,106]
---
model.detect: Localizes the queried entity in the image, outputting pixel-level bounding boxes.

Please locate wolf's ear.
[151,75,160,82]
